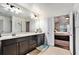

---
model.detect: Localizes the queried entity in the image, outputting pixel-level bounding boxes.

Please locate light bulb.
[66,18,69,20]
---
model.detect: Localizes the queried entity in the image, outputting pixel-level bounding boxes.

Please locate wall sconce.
[31,13,38,20]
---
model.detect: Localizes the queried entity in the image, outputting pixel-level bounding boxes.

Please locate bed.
[54,32,70,50]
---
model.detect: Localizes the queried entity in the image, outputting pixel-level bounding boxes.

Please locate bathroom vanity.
[0,33,45,55]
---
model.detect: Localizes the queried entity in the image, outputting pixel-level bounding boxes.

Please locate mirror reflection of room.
[54,15,70,50]
[0,13,12,34]
[0,3,32,37]
[54,15,69,32]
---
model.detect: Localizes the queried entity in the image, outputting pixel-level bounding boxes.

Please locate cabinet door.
[19,40,29,55]
[37,35,42,46]
[2,43,18,55]
[29,44,37,51]
[41,34,45,45]
[37,34,45,46]
[29,36,37,51]
[0,41,2,55]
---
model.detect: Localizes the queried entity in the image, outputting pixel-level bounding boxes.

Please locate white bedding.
[55,32,70,36]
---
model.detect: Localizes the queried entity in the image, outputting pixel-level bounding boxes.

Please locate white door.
[75,11,79,55]
[47,17,54,46]
[69,12,74,55]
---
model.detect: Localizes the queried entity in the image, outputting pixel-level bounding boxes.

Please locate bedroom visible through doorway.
[54,15,70,50]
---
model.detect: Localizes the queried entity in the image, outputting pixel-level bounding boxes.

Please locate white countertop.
[0,32,44,41]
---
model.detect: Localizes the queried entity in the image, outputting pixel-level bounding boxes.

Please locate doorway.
[54,15,70,50]
[26,22,30,32]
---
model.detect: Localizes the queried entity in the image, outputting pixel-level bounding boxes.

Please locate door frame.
[54,15,70,50]
[53,13,76,55]
[73,12,76,55]
[26,22,30,32]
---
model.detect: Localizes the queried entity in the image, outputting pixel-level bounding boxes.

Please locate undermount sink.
[1,33,16,37]
[12,33,16,36]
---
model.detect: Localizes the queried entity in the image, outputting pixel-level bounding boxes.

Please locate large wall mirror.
[0,3,33,35]
[0,13,12,34]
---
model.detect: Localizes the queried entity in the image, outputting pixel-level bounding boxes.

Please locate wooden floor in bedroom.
[38,47,71,55]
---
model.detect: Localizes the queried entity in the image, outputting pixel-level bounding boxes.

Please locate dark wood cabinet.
[29,36,37,51]
[0,41,2,55]
[2,43,18,55]
[19,37,29,55]
[0,33,45,55]
[37,34,45,46]
[1,39,18,55]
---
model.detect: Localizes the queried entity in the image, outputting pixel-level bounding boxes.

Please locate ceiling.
[0,3,74,18]
[18,3,74,17]
[0,3,31,18]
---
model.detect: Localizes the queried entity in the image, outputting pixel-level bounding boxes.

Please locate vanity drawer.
[16,37,27,42]
[2,39,17,46]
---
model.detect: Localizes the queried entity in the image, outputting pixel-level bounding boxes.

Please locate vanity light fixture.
[31,13,38,20]
[1,3,22,14]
